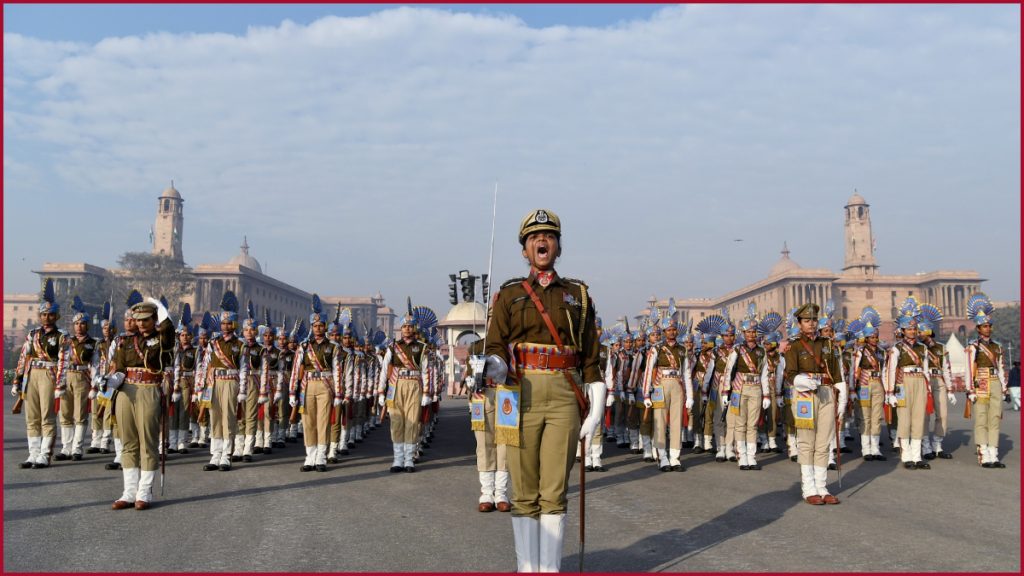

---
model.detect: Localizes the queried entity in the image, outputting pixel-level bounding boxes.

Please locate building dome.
[846,190,867,207]
[228,236,262,273]
[442,301,486,325]
[769,242,800,276]
[160,182,182,200]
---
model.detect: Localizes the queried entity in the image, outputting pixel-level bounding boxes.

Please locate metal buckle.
[536,352,550,370]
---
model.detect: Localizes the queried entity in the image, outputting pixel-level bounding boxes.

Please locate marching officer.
[467,338,512,513]
[256,315,282,454]
[88,303,116,454]
[12,279,67,469]
[289,295,342,472]
[57,297,100,461]
[377,301,430,473]
[784,303,847,505]
[102,297,175,510]
[851,313,887,461]
[964,293,1008,468]
[481,208,605,572]
[916,304,956,460]
[723,307,771,470]
[169,305,196,454]
[273,323,296,448]
[195,291,246,472]
[641,308,692,472]
[233,302,267,462]
[886,306,931,470]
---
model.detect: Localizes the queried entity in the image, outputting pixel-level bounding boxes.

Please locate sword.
[469,183,498,394]
[578,436,586,573]
[161,391,168,496]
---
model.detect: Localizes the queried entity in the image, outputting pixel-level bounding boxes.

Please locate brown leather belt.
[516,349,578,371]
[125,368,163,384]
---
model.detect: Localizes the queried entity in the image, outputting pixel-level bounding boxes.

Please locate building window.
[866,290,872,299]
[13,305,17,311]
[840,291,846,298]
[842,307,848,318]
[11,319,16,328]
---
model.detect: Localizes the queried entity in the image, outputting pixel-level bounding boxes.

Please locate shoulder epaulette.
[562,277,588,288]
[500,277,527,289]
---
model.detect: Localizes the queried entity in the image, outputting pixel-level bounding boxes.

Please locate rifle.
[160,391,168,496]
[578,437,586,573]
[963,395,972,419]
[12,393,24,415]
[831,382,842,489]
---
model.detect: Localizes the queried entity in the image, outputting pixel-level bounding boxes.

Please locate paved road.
[4,392,1020,572]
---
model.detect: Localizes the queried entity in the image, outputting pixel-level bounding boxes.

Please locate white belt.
[305,371,332,379]
[901,367,923,374]
[397,369,421,377]
[30,360,56,368]
[658,369,680,377]
[213,369,239,377]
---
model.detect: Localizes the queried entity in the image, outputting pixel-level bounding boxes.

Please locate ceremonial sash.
[213,339,238,371]
[737,345,758,376]
[307,342,326,373]
[859,349,880,408]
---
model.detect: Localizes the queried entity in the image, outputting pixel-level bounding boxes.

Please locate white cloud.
[3,5,1019,318]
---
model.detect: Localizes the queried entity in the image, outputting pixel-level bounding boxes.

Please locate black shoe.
[257,447,266,454]
[937,451,952,459]
[340,449,350,456]
[739,465,750,471]
[575,457,582,463]
[101,448,112,454]
[772,446,783,454]
[354,438,363,443]
[302,465,315,472]
[845,435,853,441]
[592,465,606,472]
[105,462,122,471]
[994,461,1006,468]
[231,455,242,463]
[840,447,852,454]
[253,447,263,454]
[828,463,837,471]
[405,466,416,473]
[904,462,916,470]
[660,465,671,472]
[167,448,178,454]
[693,446,705,454]
[716,456,727,463]
[982,462,993,468]
[631,449,642,455]
[728,456,738,462]
[32,462,48,469]
[55,453,70,461]
[790,455,798,462]
[179,448,189,454]
[390,466,403,473]
[347,442,355,449]
[327,457,338,464]
[617,442,629,449]
[916,461,931,470]
[219,464,231,471]
[643,457,655,463]
[874,454,887,461]
[189,442,200,448]
[243,455,253,463]
[19,461,33,469]
[72,453,83,461]
[87,447,101,454]
[584,465,594,472]
[287,437,298,443]
[748,463,761,470]
[864,454,875,461]
[672,464,685,472]
[204,463,219,471]
[923,452,936,460]
[316,464,327,472]
[682,441,694,449]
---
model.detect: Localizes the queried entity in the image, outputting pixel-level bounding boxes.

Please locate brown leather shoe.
[822,494,840,505]
[134,500,151,511]
[496,501,512,513]
[804,495,825,505]
[111,500,133,510]
[478,502,496,513]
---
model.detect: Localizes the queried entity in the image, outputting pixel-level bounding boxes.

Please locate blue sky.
[3,4,1020,324]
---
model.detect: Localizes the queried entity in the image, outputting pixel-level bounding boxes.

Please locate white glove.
[11,385,20,397]
[258,395,269,405]
[605,394,615,407]
[619,392,626,402]
[88,389,97,400]
[191,394,199,404]
[274,392,283,402]
[289,395,298,408]
[793,374,820,393]
[171,392,181,403]
[54,388,65,399]
[146,297,170,324]
[968,392,977,403]
[762,397,771,410]
[885,394,898,407]
[579,381,607,440]
[643,398,653,409]
[776,397,784,408]
[685,398,694,410]
[836,382,848,415]
[470,354,508,386]
[378,395,386,407]
[106,372,125,390]
[237,393,247,403]
[433,395,439,403]
[947,392,957,406]
[420,395,430,407]
[333,398,342,407]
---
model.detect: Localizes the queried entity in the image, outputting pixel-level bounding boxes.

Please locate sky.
[4,4,1020,326]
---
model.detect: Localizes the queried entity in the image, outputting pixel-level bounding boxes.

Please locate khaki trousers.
[24,368,57,439]
[115,382,161,471]
[475,387,508,472]
[973,394,1003,447]
[91,387,113,435]
[626,397,642,430]
[736,382,762,444]
[170,376,192,431]
[796,386,837,468]
[508,370,581,517]
[60,371,91,427]
[925,376,948,437]
[354,398,368,426]
[859,379,885,436]
[896,374,927,440]
[240,375,259,435]
[782,385,795,435]
[208,377,240,440]
[389,377,423,444]
[302,378,332,447]
[652,377,683,451]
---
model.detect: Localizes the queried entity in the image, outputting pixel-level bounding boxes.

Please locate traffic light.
[461,277,473,302]
[448,283,458,305]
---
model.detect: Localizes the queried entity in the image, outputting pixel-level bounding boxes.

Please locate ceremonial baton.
[469,183,498,393]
